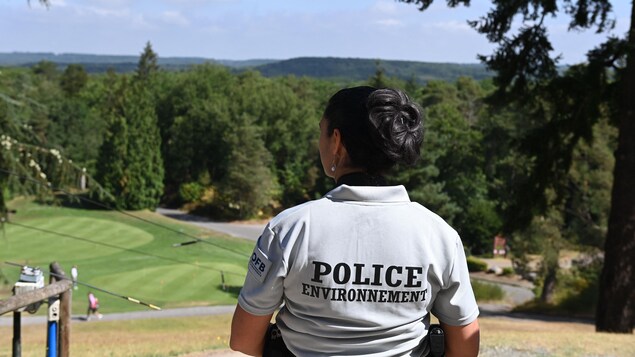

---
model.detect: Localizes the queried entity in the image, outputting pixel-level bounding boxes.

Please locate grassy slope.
[1,314,634,357]
[0,198,254,315]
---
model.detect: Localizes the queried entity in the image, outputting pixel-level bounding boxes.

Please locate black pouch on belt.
[263,323,295,357]
[427,324,445,357]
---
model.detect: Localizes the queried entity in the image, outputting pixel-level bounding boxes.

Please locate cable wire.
[6,220,245,278]
[5,261,161,310]
[0,168,252,258]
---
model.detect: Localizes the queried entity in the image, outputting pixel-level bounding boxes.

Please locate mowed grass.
[0,197,254,315]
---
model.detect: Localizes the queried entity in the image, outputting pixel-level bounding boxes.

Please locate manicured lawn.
[0,198,254,315]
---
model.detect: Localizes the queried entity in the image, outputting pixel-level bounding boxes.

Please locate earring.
[330,154,340,173]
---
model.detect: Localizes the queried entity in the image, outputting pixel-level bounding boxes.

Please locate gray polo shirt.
[238,185,479,356]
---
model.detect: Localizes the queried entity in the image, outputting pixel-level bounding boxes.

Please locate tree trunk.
[595,2,635,334]
[540,264,557,304]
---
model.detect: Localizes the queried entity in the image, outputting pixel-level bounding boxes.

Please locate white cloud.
[49,0,68,7]
[371,0,399,15]
[161,11,190,27]
[201,24,225,34]
[131,14,153,29]
[81,6,130,19]
[375,18,404,27]
[163,0,236,4]
[422,20,472,32]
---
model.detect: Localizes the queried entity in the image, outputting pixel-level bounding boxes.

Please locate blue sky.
[0,0,630,64]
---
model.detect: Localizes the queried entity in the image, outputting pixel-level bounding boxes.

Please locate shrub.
[501,267,515,276]
[472,279,505,301]
[467,256,488,272]
[179,182,205,203]
[554,260,601,316]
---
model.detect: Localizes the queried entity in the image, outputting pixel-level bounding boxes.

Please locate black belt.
[263,323,444,357]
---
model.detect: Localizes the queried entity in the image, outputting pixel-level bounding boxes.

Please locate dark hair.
[323,86,423,174]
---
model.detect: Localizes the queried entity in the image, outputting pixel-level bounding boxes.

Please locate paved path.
[156,208,265,241]
[0,305,237,327]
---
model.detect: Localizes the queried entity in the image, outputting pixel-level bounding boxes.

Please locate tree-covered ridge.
[0,52,491,83]
[253,57,491,83]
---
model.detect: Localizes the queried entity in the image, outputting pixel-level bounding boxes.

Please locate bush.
[179,182,205,203]
[472,279,505,301]
[501,267,515,276]
[554,261,601,316]
[467,256,488,272]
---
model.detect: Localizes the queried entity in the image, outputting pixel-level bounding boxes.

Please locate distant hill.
[0,52,492,83]
[0,52,278,71]
[252,57,491,83]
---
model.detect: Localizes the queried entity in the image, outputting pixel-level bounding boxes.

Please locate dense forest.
[0,44,614,316]
[0,52,491,83]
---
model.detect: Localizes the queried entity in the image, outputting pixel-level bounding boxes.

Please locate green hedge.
[467,256,488,272]
[472,279,505,301]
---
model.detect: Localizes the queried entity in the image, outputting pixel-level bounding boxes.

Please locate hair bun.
[367,88,423,166]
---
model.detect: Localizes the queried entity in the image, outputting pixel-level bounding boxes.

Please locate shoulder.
[407,201,462,250]
[266,198,328,231]
[410,201,458,232]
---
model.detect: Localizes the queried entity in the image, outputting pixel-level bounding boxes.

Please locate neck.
[336,172,387,187]
[334,167,365,182]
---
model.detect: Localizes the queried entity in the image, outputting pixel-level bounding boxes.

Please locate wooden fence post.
[50,262,71,357]
[0,280,71,315]
[12,311,21,357]
[0,263,72,357]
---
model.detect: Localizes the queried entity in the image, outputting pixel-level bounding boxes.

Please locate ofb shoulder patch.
[248,247,272,283]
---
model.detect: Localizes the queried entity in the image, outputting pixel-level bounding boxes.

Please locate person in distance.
[230,86,479,356]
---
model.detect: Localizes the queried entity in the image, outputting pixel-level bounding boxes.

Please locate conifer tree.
[120,82,164,209]
[95,51,164,210]
[136,41,159,83]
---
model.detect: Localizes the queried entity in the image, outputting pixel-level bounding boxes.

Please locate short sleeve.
[431,237,480,326]
[237,224,287,316]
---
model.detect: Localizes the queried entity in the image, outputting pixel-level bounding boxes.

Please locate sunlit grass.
[0,198,253,315]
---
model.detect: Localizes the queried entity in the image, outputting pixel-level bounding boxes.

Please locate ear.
[331,128,343,155]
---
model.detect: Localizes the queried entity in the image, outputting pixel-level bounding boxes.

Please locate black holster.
[263,324,294,357]
[426,324,445,357]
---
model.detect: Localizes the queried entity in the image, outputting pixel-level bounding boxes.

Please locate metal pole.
[12,311,21,357]
[50,262,70,357]
[47,298,60,357]
[47,320,58,357]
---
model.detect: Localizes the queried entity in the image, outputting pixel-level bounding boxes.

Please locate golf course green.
[0,197,253,315]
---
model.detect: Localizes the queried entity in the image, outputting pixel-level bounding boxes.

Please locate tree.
[95,69,164,210]
[31,60,57,81]
[60,64,88,96]
[232,71,323,207]
[417,80,498,253]
[0,65,95,204]
[156,64,236,204]
[400,0,634,333]
[136,41,159,82]
[220,113,276,219]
